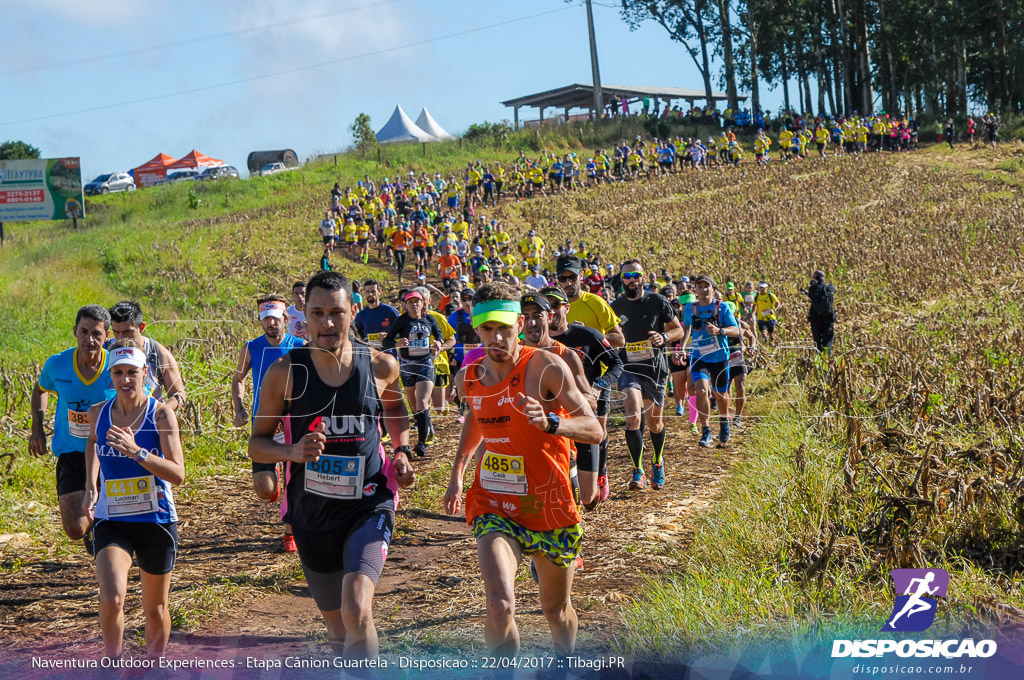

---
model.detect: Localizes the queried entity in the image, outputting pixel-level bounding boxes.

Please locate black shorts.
[434,371,450,388]
[322,236,334,245]
[413,246,427,258]
[93,520,178,575]
[618,368,668,407]
[400,360,435,387]
[56,451,86,496]
[690,358,730,394]
[757,319,777,333]
[292,510,394,581]
[669,353,689,375]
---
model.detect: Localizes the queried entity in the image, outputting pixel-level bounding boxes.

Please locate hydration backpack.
[810,284,835,316]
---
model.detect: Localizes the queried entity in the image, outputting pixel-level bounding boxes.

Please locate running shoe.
[733,415,743,429]
[698,427,713,448]
[574,555,584,572]
[629,468,647,490]
[650,463,665,490]
[675,404,684,416]
[425,432,440,446]
[689,422,700,435]
[597,474,609,503]
[282,534,298,554]
[719,420,731,446]
[456,414,465,424]
[381,431,391,444]
[413,441,427,458]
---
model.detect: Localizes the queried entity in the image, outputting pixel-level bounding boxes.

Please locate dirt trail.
[0,412,744,667]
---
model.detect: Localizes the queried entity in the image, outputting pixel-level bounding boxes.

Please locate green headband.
[472,299,521,328]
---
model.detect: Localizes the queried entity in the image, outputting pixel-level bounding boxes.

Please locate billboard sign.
[0,157,84,223]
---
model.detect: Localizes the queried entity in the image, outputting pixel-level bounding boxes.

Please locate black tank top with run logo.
[283,344,394,531]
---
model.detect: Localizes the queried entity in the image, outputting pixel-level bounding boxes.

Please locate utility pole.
[586,0,603,119]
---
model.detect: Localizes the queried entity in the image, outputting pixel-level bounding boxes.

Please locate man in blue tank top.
[249,271,414,659]
[231,294,304,552]
[30,305,115,547]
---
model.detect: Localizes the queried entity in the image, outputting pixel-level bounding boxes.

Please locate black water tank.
[246,149,299,174]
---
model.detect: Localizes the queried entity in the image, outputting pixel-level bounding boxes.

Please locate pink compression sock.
[688,396,698,424]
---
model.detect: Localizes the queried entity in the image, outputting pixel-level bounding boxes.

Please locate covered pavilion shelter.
[501,83,742,129]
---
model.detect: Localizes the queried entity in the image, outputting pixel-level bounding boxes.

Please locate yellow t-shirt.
[565,290,620,335]
[429,310,455,374]
[755,292,780,320]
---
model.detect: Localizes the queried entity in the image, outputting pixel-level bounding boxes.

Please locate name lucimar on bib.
[624,340,653,362]
[105,474,158,516]
[306,455,365,499]
[480,451,527,495]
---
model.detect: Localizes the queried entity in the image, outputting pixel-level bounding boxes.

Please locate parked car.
[198,165,240,181]
[257,162,287,177]
[84,172,135,195]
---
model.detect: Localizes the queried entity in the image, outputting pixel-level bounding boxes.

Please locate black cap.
[694,275,716,287]
[813,269,825,281]
[520,293,552,311]
[541,286,569,305]
[557,256,582,275]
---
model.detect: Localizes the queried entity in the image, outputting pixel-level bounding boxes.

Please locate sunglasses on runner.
[622,271,643,280]
[557,274,577,282]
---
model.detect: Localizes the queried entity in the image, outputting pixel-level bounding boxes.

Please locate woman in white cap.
[82,343,185,659]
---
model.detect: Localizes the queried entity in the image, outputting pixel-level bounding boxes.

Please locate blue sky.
[2,0,791,181]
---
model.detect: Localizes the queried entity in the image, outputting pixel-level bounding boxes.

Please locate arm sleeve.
[594,331,624,384]
[659,296,675,325]
[381,317,403,350]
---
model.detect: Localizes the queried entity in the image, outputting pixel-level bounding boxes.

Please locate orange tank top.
[463,345,580,531]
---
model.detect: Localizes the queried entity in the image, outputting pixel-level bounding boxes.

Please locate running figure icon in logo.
[883,568,949,632]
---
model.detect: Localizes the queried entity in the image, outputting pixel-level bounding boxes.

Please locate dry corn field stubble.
[2,147,1024,657]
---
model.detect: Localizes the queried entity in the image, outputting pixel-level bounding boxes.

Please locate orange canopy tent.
[132,153,179,188]
[167,150,224,170]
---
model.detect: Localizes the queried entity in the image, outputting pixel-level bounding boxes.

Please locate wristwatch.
[394,445,412,456]
[545,412,560,434]
[135,448,150,462]
[594,378,608,391]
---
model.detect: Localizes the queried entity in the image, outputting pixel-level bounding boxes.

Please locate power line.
[0,0,408,77]
[1,6,573,126]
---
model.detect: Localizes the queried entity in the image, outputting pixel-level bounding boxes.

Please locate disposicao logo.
[883,568,949,632]
[831,568,997,659]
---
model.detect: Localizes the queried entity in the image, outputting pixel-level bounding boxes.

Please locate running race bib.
[480,451,527,495]
[105,475,158,516]
[367,332,383,348]
[305,455,365,499]
[68,410,90,439]
[408,338,430,357]
[624,340,653,362]
[694,335,721,357]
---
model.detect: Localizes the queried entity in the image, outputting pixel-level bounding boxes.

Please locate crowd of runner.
[28,131,845,663]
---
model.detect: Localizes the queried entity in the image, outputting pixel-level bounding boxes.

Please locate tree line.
[620,0,1024,119]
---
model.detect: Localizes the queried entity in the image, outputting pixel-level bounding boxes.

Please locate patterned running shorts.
[472,513,582,569]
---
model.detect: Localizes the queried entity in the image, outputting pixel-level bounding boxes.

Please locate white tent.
[376,105,437,144]
[415,107,454,140]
